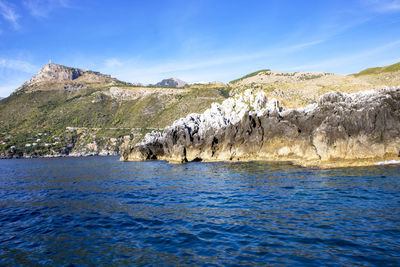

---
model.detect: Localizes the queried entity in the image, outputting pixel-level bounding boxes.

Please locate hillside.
[229,62,400,108]
[0,63,230,158]
[1,61,399,158]
[350,62,400,87]
[354,62,400,76]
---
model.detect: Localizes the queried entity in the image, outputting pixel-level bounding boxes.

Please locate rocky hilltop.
[155,78,187,88]
[16,63,121,92]
[123,88,400,168]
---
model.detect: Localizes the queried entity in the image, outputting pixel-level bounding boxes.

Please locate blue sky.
[0,0,400,97]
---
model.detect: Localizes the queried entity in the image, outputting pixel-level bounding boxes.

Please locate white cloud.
[104,58,122,68]
[285,39,400,73]
[0,58,38,96]
[23,0,69,18]
[0,83,21,97]
[0,1,19,29]
[0,58,38,73]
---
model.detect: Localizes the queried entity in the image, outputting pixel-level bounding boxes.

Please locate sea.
[0,156,399,266]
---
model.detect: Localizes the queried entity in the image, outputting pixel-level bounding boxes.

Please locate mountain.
[15,63,124,93]
[1,61,400,160]
[0,63,228,158]
[155,78,187,88]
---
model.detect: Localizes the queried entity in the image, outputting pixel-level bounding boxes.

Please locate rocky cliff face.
[155,78,187,88]
[122,88,400,168]
[28,63,86,83]
[16,63,119,92]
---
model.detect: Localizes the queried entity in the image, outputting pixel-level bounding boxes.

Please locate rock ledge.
[122,88,400,168]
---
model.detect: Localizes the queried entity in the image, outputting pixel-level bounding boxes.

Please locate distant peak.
[155,77,187,88]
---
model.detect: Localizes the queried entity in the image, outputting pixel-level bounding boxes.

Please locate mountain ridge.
[154,77,187,88]
[7,60,400,96]
[1,61,400,160]
[15,63,124,93]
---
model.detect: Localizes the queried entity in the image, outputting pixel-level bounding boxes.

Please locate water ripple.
[0,157,399,265]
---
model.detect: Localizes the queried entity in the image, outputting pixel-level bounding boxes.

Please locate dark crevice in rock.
[212,137,219,146]
[250,116,256,128]
[257,117,265,150]
[183,147,188,163]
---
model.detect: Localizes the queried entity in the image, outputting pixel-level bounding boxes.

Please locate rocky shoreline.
[0,151,119,159]
[122,88,400,168]
[0,132,134,160]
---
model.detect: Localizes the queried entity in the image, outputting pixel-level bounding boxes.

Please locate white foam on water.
[376,160,400,166]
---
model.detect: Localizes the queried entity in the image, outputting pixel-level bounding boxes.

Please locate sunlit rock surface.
[122,88,400,168]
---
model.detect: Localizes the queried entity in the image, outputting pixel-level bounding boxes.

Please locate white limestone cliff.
[123,88,400,168]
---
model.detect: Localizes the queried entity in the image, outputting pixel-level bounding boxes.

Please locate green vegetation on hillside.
[354,62,400,77]
[229,69,270,84]
[0,84,230,157]
[2,61,400,158]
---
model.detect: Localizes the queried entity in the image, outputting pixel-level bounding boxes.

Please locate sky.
[0,0,400,97]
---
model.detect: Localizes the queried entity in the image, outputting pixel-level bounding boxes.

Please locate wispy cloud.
[23,0,69,18]
[104,58,122,68]
[0,1,19,29]
[0,58,38,96]
[123,18,367,80]
[156,40,322,72]
[0,83,22,97]
[0,58,38,73]
[285,39,400,73]
[363,0,400,13]
[99,39,326,83]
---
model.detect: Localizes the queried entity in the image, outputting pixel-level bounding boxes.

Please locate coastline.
[0,151,119,160]
[123,88,400,169]
[122,153,400,168]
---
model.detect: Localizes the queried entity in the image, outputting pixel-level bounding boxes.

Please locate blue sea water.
[0,156,399,266]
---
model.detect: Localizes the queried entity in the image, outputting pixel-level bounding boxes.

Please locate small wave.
[376,160,400,165]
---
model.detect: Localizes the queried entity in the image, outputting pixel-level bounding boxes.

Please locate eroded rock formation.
[15,63,119,92]
[122,88,400,167]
